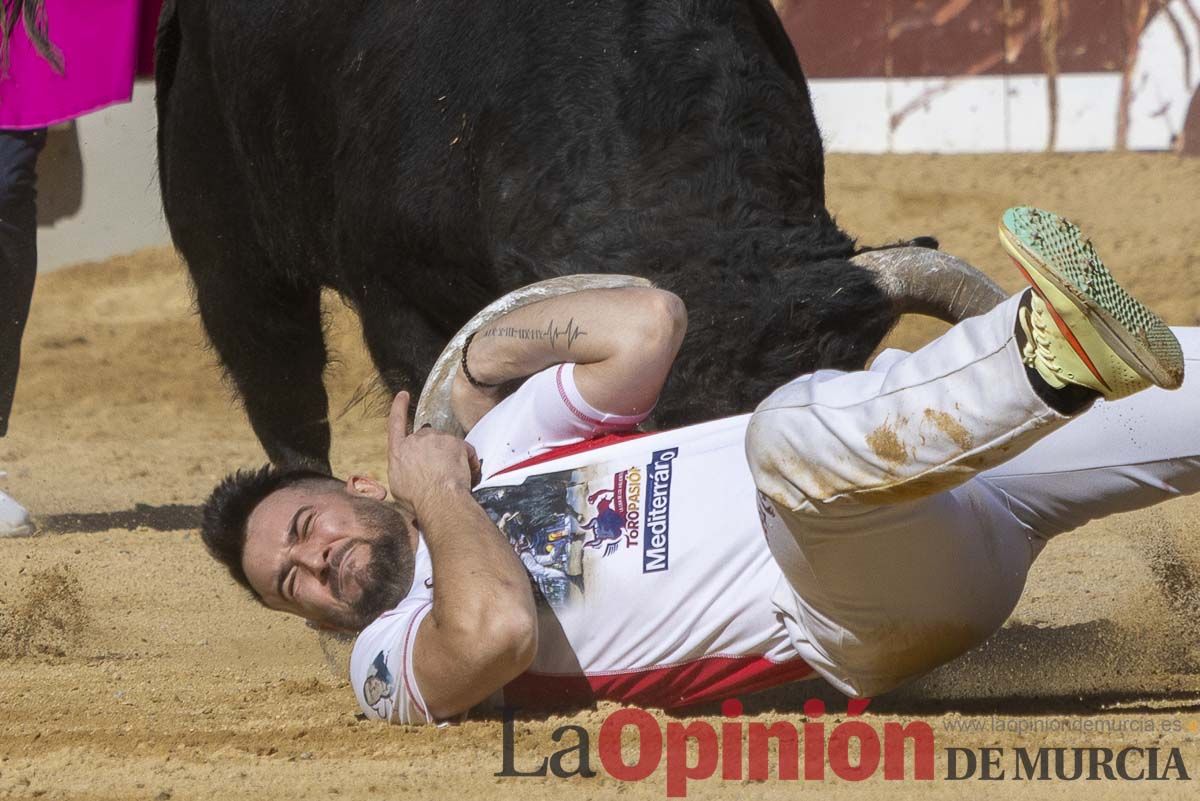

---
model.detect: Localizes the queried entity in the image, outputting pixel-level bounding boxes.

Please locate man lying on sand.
[201,207,1198,723]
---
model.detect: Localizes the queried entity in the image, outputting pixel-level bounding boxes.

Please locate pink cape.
[0,0,162,129]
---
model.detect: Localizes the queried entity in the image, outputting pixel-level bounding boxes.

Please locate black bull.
[156,0,916,471]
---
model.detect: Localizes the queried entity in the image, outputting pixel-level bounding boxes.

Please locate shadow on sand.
[38,503,201,534]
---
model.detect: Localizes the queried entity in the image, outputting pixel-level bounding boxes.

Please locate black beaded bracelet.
[460,331,502,389]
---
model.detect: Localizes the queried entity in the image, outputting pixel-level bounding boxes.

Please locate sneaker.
[0,485,35,538]
[999,206,1184,401]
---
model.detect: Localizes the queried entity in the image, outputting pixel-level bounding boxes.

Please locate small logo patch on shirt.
[362,651,395,718]
[578,468,641,557]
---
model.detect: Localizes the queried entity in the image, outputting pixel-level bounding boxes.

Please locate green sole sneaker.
[999,206,1184,399]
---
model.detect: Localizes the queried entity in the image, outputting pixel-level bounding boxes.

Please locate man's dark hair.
[200,465,337,597]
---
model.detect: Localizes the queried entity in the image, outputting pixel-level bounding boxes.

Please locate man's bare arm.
[411,487,537,719]
[453,287,687,429]
[386,393,537,720]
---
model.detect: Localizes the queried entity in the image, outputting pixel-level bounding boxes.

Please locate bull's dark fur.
[156,0,898,470]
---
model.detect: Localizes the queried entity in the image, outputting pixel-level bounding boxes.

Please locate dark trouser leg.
[0,128,47,437]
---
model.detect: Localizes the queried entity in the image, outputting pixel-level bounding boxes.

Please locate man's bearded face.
[241,481,415,632]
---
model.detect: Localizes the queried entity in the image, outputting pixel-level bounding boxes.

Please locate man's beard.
[329,500,415,632]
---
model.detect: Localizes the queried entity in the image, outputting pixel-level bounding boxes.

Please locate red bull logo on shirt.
[580,470,640,557]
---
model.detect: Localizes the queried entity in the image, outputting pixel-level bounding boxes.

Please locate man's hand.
[388,391,538,722]
[450,370,505,432]
[387,392,482,517]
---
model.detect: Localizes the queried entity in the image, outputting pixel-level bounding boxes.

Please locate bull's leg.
[193,271,332,471]
[353,280,450,399]
[159,36,331,470]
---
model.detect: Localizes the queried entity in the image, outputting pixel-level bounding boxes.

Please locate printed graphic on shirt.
[362,651,395,720]
[474,471,585,609]
[473,447,679,609]
[577,467,641,557]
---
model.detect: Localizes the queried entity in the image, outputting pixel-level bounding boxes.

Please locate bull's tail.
[1,0,61,73]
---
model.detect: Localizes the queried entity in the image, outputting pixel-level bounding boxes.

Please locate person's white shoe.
[0,480,36,538]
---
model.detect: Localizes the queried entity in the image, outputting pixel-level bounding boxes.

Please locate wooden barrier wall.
[773,0,1200,154]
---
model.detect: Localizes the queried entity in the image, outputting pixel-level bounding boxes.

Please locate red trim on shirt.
[401,601,433,721]
[504,655,815,711]
[555,364,606,426]
[494,431,652,476]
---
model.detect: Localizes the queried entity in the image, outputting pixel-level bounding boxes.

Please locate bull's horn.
[415,274,654,435]
[851,247,1007,323]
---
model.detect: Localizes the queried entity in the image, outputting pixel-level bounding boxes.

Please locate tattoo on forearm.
[477,318,588,350]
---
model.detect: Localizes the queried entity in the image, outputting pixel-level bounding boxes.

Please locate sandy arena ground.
[2,152,1200,799]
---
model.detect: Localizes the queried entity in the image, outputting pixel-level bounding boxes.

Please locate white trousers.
[745,293,1200,698]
